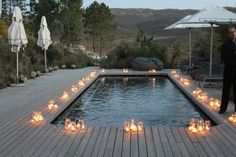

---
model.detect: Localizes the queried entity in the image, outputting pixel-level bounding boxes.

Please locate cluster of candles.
[149,69,157,73]
[48,100,58,110]
[30,71,97,129]
[171,70,180,78]
[180,77,191,86]
[31,112,44,123]
[71,85,78,93]
[188,118,211,133]
[124,119,144,132]
[123,68,129,73]
[192,88,221,108]
[64,118,86,132]
[228,113,236,123]
[208,98,220,108]
[61,91,69,101]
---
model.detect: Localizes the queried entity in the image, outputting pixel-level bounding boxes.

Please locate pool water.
[53,76,210,127]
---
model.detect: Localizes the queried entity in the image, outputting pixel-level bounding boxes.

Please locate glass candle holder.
[197,120,204,131]
[137,121,144,131]
[205,120,211,130]
[124,121,130,132]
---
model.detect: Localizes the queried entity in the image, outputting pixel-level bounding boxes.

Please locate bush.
[100,41,166,69]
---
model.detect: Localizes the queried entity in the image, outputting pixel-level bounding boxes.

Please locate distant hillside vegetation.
[111,7,236,42]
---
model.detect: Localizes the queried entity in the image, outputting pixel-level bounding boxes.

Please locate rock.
[131,57,163,71]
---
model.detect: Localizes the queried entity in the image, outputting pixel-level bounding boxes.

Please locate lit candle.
[228,113,236,123]
[124,121,130,132]
[130,119,137,131]
[48,100,58,110]
[78,80,85,86]
[149,69,157,73]
[188,118,196,131]
[31,112,44,123]
[71,85,78,93]
[137,121,144,131]
[61,91,69,101]
[197,93,208,101]
[197,120,204,131]
[205,121,211,130]
[208,98,215,107]
[193,88,202,95]
[171,70,177,75]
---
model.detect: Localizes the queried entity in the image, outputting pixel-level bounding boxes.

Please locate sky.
[82,0,236,10]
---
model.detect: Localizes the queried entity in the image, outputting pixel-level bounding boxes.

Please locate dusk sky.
[83,0,236,9]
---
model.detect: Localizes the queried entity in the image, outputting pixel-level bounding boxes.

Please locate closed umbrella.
[0,0,2,18]
[8,6,28,84]
[181,6,236,76]
[37,16,52,73]
[165,15,218,67]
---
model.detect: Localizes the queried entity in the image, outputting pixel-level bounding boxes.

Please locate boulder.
[132,57,163,71]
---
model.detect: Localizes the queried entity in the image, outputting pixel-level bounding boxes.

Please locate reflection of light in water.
[123,77,128,84]
[149,78,156,87]
[101,77,106,82]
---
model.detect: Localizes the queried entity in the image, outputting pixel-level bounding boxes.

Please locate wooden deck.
[0,69,235,157]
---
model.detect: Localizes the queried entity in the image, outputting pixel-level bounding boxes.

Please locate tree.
[60,0,83,50]
[136,29,154,50]
[170,40,187,67]
[83,1,116,56]
[1,0,27,23]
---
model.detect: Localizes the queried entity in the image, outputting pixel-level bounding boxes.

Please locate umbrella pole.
[16,49,19,84]
[210,23,213,76]
[44,49,47,73]
[189,28,192,67]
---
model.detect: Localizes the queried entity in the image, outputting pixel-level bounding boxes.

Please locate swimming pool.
[53,76,212,127]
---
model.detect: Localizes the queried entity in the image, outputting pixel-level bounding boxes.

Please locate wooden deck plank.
[193,132,216,157]
[199,130,225,157]
[63,128,87,157]
[215,126,236,148]
[0,123,46,155]
[97,127,110,157]
[56,131,79,157]
[104,127,117,157]
[138,129,148,157]
[113,128,124,157]
[165,128,182,157]
[130,130,138,157]
[177,143,190,157]
[39,129,65,157]
[73,127,94,157]
[90,127,106,157]
[212,127,236,156]
[171,128,184,143]
[158,128,174,157]
[82,127,101,157]
[31,127,62,157]
[145,128,156,157]
[10,124,55,157]
[192,143,208,157]
[178,128,198,157]
[205,128,234,157]
[122,128,131,157]
[185,128,198,143]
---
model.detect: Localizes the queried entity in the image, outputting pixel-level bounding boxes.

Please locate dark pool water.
[53,76,208,127]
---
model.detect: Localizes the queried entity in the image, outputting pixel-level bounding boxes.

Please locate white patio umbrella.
[0,0,2,18]
[180,6,236,76]
[8,6,28,84]
[37,16,52,73]
[164,15,218,67]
